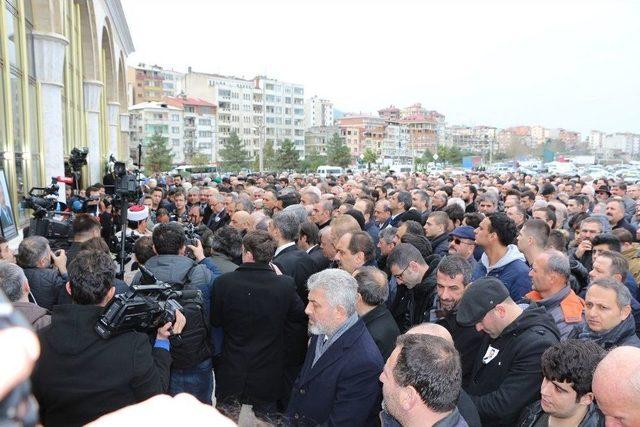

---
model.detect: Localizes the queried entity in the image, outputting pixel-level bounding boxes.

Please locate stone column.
[119,113,130,160]
[83,80,103,184]
[107,101,120,159]
[32,32,68,200]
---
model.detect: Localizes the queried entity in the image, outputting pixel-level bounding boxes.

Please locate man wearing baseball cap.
[456,277,559,426]
[448,225,477,270]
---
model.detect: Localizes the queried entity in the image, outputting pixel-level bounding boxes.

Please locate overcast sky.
[121,0,640,136]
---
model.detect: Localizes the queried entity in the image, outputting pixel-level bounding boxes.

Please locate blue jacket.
[286,319,383,426]
[472,245,532,301]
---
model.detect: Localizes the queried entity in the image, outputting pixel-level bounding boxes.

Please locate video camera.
[21,177,73,246]
[95,264,200,340]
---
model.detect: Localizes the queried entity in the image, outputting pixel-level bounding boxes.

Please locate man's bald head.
[593,346,640,426]
[231,211,252,232]
[405,323,453,344]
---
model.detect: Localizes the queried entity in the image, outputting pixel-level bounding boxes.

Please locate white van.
[317,165,344,177]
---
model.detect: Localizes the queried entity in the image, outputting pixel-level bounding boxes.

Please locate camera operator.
[17,236,71,311]
[130,222,218,403]
[31,250,185,426]
[82,186,102,216]
[66,214,102,267]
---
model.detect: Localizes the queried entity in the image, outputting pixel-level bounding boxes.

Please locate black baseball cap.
[456,277,510,327]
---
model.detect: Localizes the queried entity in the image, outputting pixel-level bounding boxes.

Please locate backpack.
[152,263,212,369]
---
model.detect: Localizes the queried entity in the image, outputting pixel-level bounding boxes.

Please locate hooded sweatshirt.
[472,244,532,301]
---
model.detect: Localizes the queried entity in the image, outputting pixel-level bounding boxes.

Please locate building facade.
[163,96,217,163]
[337,115,386,158]
[129,102,183,162]
[305,95,333,128]
[183,70,305,159]
[304,126,339,156]
[0,0,133,232]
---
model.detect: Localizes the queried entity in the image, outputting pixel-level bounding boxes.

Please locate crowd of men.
[2,169,640,426]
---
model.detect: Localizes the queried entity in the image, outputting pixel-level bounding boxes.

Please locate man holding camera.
[31,250,185,426]
[130,222,216,404]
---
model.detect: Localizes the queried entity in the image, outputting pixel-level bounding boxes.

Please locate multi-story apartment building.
[162,69,185,98]
[531,125,547,146]
[378,105,401,121]
[163,96,217,162]
[589,130,605,151]
[305,126,340,156]
[338,115,386,158]
[127,64,165,105]
[445,125,498,153]
[382,121,411,165]
[602,133,640,157]
[129,102,185,163]
[305,96,334,128]
[183,70,305,159]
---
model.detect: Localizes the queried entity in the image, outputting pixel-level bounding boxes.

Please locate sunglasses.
[449,237,473,245]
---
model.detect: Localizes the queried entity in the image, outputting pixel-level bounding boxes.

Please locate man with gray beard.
[286,269,383,426]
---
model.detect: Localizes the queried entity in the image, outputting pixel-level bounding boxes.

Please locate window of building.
[198,131,212,137]
[172,126,180,134]
[171,114,180,122]
[185,106,195,113]
[198,119,211,126]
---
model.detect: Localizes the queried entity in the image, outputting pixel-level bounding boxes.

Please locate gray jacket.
[131,255,212,290]
[208,253,238,274]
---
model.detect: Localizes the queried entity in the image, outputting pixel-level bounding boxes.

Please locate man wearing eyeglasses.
[448,226,478,270]
[387,243,439,333]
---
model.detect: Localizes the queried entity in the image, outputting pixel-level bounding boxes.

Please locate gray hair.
[379,226,398,244]
[588,278,631,309]
[436,254,472,286]
[307,269,358,316]
[188,187,200,195]
[0,262,27,302]
[283,204,309,224]
[477,194,497,207]
[353,266,389,306]
[542,249,570,280]
[236,196,254,213]
[17,236,50,268]
[272,211,301,241]
[589,215,612,234]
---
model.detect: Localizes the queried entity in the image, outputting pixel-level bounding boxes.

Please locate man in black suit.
[298,220,330,271]
[212,230,306,414]
[206,192,230,233]
[389,191,422,227]
[353,266,399,361]
[269,211,318,304]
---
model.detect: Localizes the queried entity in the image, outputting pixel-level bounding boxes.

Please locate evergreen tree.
[362,148,378,171]
[326,133,351,168]
[218,132,250,172]
[302,149,326,172]
[191,152,210,167]
[145,132,173,173]
[276,139,301,171]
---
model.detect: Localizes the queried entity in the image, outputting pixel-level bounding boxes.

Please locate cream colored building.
[0,0,134,233]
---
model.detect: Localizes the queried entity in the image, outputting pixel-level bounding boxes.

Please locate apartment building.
[305,96,334,128]
[183,70,305,159]
[129,102,185,163]
[337,115,386,158]
[305,126,340,156]
[127,64,165,105]
[445,125,498,153]
[163,96,217,163]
